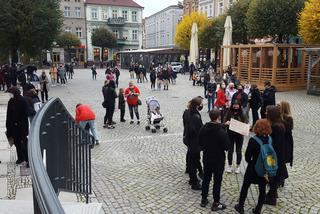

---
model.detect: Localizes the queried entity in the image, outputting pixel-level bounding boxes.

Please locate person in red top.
[124,81,141,124]
[215,82,227,123]
[75,103,99,145]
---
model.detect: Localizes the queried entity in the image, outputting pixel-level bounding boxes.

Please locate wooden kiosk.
[220,44,320,91]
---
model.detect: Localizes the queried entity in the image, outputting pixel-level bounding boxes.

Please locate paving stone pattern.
[48,69,320,214]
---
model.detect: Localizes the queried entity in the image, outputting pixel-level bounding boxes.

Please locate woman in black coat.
[280,101,294,167]
[102,81,118,129]
[249,84,262,128]
[265,105,288,206]
[235,119,272,214]
[6,87,30,165]
[186,97,204,190]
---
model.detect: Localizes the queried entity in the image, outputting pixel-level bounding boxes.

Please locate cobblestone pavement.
[50,69,320,214]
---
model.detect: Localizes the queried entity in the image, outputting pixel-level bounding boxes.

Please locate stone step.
[0,200,103,214]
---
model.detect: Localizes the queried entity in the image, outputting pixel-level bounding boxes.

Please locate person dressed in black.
[150,69,156,90]
[280,101,294,168]
[249,84,262,128]
[114,67,120,87]
[260,81,276,118]
[91,65,97,80]
[118,88,126,122]
[69,64,74,79]
[231,84,249,118]
[9,64,18,86]
[142,65,148,82]
[224,100,248,174]
[265,105,288,206]
[6,87,30,166]
[186,97,204,190]
[203,72,211,98]
[235,119,271,214]
[199,108,229,211]
[102,81,118,129]
[135,64,141,83]
[189,62,196,81]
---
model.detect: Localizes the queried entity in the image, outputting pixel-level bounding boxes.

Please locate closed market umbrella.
[223,16,233,68]
[189,23,199,66]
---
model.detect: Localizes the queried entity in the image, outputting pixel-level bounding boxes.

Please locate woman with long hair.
[265,105,288,206]
[235,119,272,214]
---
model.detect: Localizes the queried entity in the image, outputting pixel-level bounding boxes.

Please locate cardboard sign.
[229,118,250,136]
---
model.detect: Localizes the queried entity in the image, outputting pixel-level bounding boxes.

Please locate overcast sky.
[134,0,180,17]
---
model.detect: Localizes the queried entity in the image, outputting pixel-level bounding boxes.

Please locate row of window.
[112,29,138,41]
[64,6,81,17]
[64,0,81,2]
[199,0,234,17]
[65,27,82,38]
[91,9,138,22]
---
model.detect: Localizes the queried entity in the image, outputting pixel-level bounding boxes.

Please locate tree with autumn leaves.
[298,0,320,44]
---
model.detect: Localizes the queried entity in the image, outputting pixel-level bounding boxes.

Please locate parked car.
[170,62,183,73]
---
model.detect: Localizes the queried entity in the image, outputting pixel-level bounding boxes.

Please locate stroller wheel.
[155,125,161,130]
[145,126,150,131]
[163,128,168,133]
[151,129,156,133]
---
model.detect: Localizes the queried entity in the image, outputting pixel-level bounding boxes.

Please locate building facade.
[198,0,237,18]
[145,5,183,49]
[85,0,143,62]
[60,0,87,64]
[183,0,199,16]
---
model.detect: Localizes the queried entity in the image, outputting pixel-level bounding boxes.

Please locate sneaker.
[137,121,140,125]
[234,204,244,214]
[120,119,126,122]
[112,121,116,125]
[252,208,261,214]
[130,121,134,124]
[95,140,100,145]
[264,197,277,206]
[225,165,233,173]
[107,125,115,129]
[200,198,209,207]
[191,184,202,191]
[235,166,241,174]
[103,124,107,128]
[211,202,226,211]
[16,160,23,165]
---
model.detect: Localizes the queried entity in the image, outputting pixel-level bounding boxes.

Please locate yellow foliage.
[298,0,320,44]
[174,12,209,49]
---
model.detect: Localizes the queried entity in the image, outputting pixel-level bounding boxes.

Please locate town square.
[0,0,319,213]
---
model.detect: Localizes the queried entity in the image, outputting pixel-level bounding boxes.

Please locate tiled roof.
[85,0,143,8]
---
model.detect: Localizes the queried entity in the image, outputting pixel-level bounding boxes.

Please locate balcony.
[117,37,139,46]
[107,17,126,25]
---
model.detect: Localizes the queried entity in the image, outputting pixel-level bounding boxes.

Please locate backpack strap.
[267,136,272,146]
[252,136,263,146]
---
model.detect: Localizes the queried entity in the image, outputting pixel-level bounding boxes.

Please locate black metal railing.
[107,17,126,25]
[29,98,94,214]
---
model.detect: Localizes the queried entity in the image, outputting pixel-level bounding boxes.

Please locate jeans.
[239,175,266,212]
[252,107,259,127]
[189,152,203,185]
[60,76,66,84]
[207,95,215,112]
[92,73,97,80]
[129,105,140,120]
[79,120,99,141]
[227,131,244,166]
[201,164,224,203]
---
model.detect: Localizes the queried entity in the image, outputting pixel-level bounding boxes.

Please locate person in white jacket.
[225,82,237,108]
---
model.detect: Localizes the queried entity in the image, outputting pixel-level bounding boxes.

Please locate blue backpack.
[253,136,278,177]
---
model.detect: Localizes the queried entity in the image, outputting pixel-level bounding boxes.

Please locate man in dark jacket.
[186,97,204,190]
[260,81,276,118]
[199,108,230,211]
[249,84,262,128]
[102,81,118,129]
[6,87,30,166]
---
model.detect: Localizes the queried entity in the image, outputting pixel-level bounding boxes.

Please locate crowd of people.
[182,70,294,213]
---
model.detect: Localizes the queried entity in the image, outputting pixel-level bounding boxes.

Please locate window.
[75,0,80,2]
[113,30,119,39]
[91,8,97,19]
[132,11,137,22]
[101,10,108,20]
[122,30,128,39]
[122,10,128,20]
[76,27,82,38]
[64,6,71,17]
[204,6,208,15]
[209,5,213,17]
[75,7,81,17]
[65,27,71,32]
[132,30,138,40]
[219,2,223,14]
[112,10,118,18]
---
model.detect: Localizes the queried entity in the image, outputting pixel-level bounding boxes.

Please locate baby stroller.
[145,96,168,133]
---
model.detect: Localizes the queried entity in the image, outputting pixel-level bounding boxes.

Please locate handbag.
[137,99,142,106]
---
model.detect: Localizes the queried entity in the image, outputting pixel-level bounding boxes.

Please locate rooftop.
[85,0,143,8]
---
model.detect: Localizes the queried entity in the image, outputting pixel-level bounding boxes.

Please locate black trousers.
[120,109,125,121]
[260,106,267,119]
[266,177,278,199]
[189,152,202,185]
[129,105,139,120]
[151,80,156,89]
[41,88,48,102]
[105,105,115,125]
[239,175,266,212]
[68,72,73,79]
[252,107,259,127]
[201,164,224,203]
[186,151,202,173]
[227,132,244,166]
[116,76,119,86]
[14,135,28,162]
